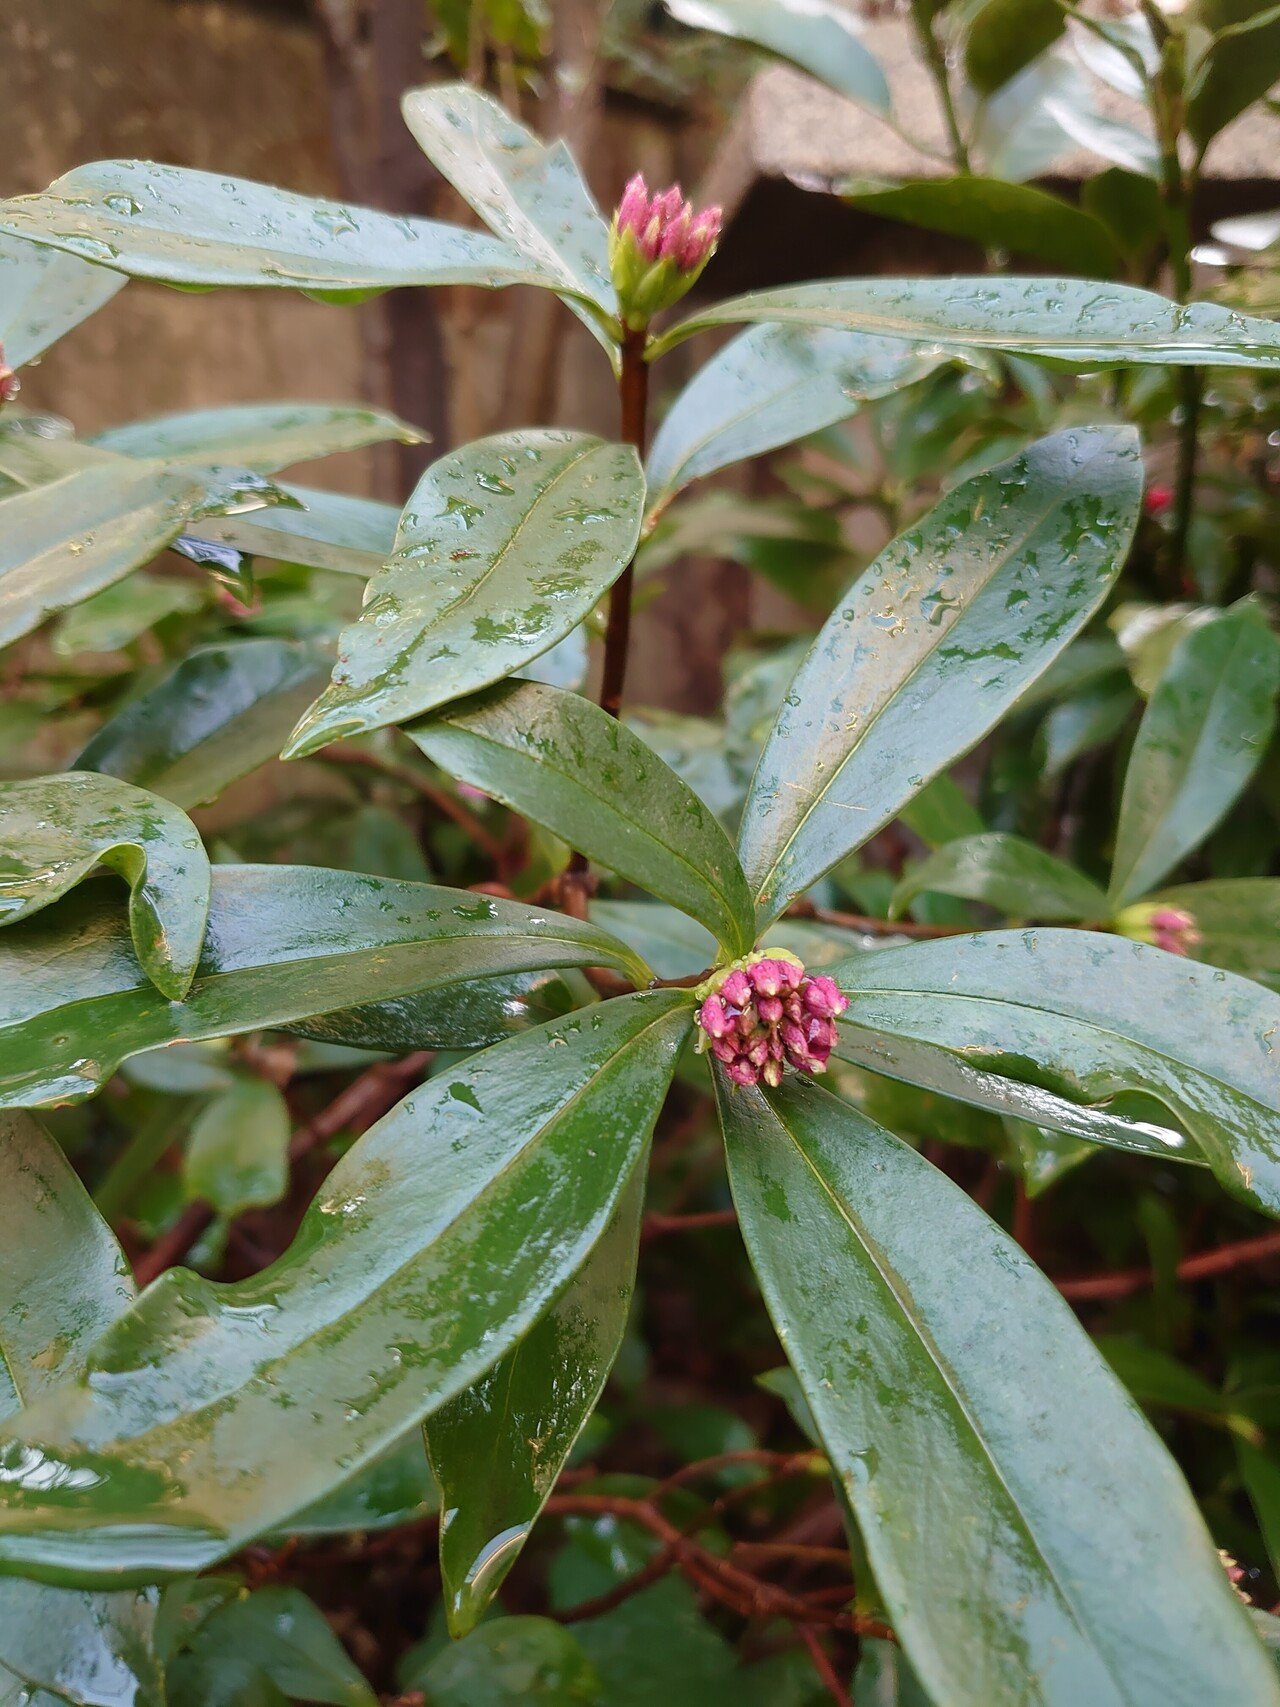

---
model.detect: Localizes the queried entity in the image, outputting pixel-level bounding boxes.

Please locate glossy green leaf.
[401,84,613,318]
[833,929,1280,1215]
[664,0,891,116]
[52,573,204,656]
[1109,606,1280,907]
[285,432,644,756]
[0,1115,162,1706]
[650,277,1280,365]
[403,1617,602,1705]
[739,427,1141,923]
[76,641,334,808]
[169,1586,374,1707]
[841,178,1120,275]
[1188,0,1280,146]
[891,832,1109,921]
[0,771,211,1000]
[592,899,718,981]
[645,323,952,518]
[1039,676,1136,777]
[283,1431,436,1538]
[183,1077,291,1217]
[91,403,422,472]
[0,454,223,647]
[898,771,986,848]
[191,484,400,576]
[0,993,691,1581]
[409,680,755,956]
[717,1073,1278,1707]
[0,864,649,1108]
[0,231,125,367]
[0,161,549,294]
[1239,1440,1280,1584]
[1147,879,1280,987]
[427,1164,645,1636]
[964,0,1063,91]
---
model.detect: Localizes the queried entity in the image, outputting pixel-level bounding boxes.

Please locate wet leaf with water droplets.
[409,680,755,957]
[0,230,125,368]
[191,483,401,578]
[717,1072,1279,1706]
[830,928,1280,1217]
[90,402,424,473]
[890,832,1109,922]
[285,431,645,756]
[0,863,650,1109]
[0,160,552,294]
[426,1161,646,1636]
[0,1113,164,1702]
[664,0,891,116]
[1109,604,1280,909]
[0,994,690,1581]
[0,771,211,1000]
[739,426,1142,924]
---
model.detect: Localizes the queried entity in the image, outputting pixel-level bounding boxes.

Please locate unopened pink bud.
[617,173,649,233]
[727,1058,760,1087]
[757,995,783,1024]
[0,345,18,407]
[711,1038,738,1065]
[762,1057,784,1088]
[720,969,751,1008]
[698,995,733,1039]
[804,976,847,1018]
[806,1017,838,1053]
[749,959,788,997]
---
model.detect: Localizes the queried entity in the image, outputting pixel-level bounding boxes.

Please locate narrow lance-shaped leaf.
[285,431,645,756]
[0,771,211,1001]
[90,403,424,472]
[645,323,957,519]
[191,483,401,577]
[427,1161,647,1637]
[409,680,756,958]
[1109,604,1280,908]
[832,929,1280,1216]
[401,84,615,326]
[664,0,891,116]
[76,641,335,809]
[52,573,204,658]
[0,993,691,1583]
[0,161,554,295]
[0,1115,163,1703]
[891,832,1110,922]
[716,1074,1279,1707]
[648,276,1280,365]
[0,864,651,1109]
[0,231,125,368]
[740,427,1141,924]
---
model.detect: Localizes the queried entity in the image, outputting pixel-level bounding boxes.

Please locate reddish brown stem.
[1057,1229,1280,1302]
[642,1208,740,1241]
[598,327,650,721]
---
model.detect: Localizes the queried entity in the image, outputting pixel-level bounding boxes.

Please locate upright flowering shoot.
[1114,902,1202,956]
[696,951,848,1088]
[608,173,722,331]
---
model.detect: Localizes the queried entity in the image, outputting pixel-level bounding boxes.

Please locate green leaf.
[0,1115,163,1705]
[409,680,755,957]
[1188,0,1280,147]
[1146,879,1280,987]
[0,993,691,1580]
[52,572,204,656]
[285,432,645,757]
[645,324,953,517]
[0,453,224,647]
[739,427,1141,923]
[90,403,423,472]
[427,1164,645,1636]
[898,771,985,848]
[664,0,891,116]
[1109,606,1280,907]
[833,928,1280,1215]
[891,832,1109,921]
[283,1432,436,1538]
[1239,1440,1280,1584]
[964,0,1064,91]
[76,641,335,809]
[0,161,549,294]
[650,276,1280,364]
[191,484,400,576]
[592,899,718,981]
[0,864,650,1108]
[1038,676,1136,777]
[0,771,211,1000]
[403,1616,602,1705]
[402,84,613,321]
[841,178,1121,276]
[171,1586,375,1707]
[716,1073,1279,1707]
[0,231,125,368]
[183,1077,291,1217]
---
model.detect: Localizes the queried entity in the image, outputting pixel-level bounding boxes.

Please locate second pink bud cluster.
[698,958,848,1089]
[616,174,721,273]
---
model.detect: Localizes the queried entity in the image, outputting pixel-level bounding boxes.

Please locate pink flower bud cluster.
[1148,906,1201,956]
[0,344,18,406]
[616,174,722,273]
[697,956,848,1089]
